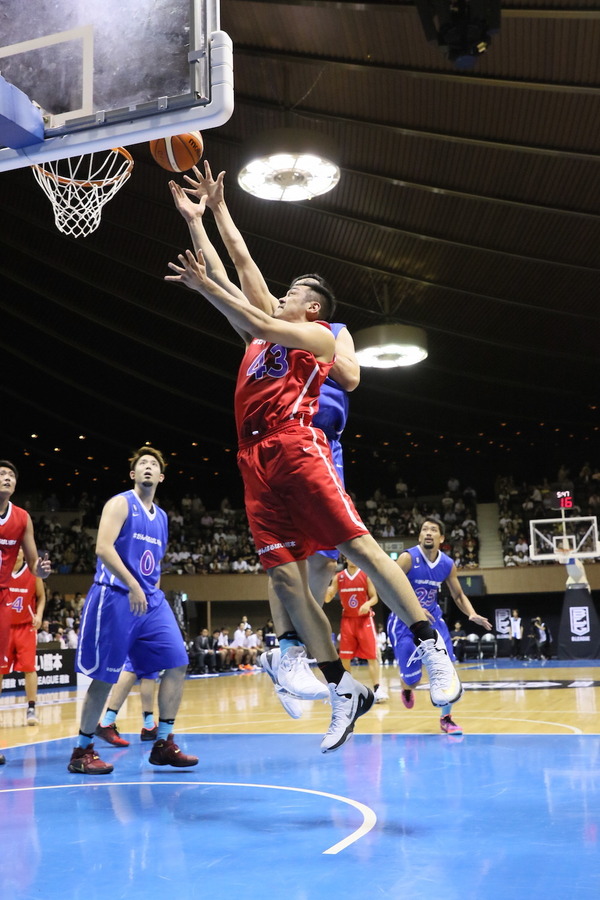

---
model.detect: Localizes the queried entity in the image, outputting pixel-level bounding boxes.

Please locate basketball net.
[31,147,134,238]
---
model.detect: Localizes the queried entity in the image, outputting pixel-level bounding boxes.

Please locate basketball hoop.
[31,147,134,238]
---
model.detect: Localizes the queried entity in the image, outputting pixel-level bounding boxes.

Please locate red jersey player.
[166,248,462,753]
[0,548,46,724]
[325,560,388,703]
[0,460,52,763]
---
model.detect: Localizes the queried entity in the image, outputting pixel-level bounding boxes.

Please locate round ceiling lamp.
[238,127,340,202]
[354,324,428,368]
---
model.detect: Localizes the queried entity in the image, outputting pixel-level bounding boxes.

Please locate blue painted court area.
[1,732,599,900]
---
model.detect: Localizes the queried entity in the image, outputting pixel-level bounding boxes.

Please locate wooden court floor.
[1,659,599,900]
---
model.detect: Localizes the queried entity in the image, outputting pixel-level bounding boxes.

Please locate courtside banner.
[1,647,77,692]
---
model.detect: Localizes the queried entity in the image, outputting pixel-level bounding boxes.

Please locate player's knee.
[270,564,301,602]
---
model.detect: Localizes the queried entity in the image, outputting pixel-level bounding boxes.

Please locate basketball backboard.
[0,0,232,171]
[529,515,600,562]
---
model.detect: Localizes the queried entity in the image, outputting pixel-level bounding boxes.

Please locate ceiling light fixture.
[238,127,340,202]
[354,324,428,369]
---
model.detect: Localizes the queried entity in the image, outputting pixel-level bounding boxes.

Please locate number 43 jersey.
[406,545,454,618]
[234,329,333,443]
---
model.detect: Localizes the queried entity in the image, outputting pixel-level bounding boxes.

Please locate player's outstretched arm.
[446,567,492,630]
[166,249,335,359]
[184,161,277,314]
[169,179,245,300]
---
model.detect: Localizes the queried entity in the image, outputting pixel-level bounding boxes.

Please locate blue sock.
[76,730,95,748]
[440,704,452,717]
[279,638,302,657]
[101,708,118,727]
[157,719,174,741]
[143,712,155,729]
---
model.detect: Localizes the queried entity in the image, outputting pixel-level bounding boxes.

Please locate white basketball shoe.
[260,648,303,719]
[271,647,330,701]
[407,631,462,707]
[320,672,374,753]
[374,685,389,703]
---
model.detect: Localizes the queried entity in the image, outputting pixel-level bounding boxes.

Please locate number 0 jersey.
[94,490,167,601]
[234,325,333,443]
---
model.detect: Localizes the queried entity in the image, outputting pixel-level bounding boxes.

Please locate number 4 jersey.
[7,562,37,624]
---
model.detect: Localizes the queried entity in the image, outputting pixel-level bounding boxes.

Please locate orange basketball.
[149,131,204,172]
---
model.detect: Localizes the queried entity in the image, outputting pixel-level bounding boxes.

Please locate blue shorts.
[122,656,159,681]
[316,437,344,561]
[76,583,188,683]
[387,613,456,685]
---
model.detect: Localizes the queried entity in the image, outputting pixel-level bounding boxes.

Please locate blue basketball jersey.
[94,490,168,599]
[405,545,454,617]
[312,322,350,441]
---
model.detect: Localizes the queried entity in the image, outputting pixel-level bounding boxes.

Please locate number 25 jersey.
[405,545,453,617]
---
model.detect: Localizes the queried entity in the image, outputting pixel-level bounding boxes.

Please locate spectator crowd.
[27,479,482,576]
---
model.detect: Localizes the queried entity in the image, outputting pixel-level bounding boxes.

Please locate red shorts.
[339,614,377,660]
[1,622,37,674]
[238,423,368,570]
[0,590,11,668]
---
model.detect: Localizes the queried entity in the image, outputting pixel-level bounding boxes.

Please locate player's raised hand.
[169,179,206,222]
[165,249,209,292]
[183,159,225,208]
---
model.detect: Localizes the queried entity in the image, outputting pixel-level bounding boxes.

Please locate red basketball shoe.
[149,735,198,767]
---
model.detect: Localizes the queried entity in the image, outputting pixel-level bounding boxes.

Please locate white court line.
[0,780,376,855]
[445,716,584,734]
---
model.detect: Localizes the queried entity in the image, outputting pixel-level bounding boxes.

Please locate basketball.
[149,131,204,172]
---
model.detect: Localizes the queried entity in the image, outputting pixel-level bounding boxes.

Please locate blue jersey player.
[388,517,491,735]
[68,447,197,774]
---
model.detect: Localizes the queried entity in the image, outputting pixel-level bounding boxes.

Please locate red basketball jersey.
[338,567,372,618]
[0,502,28,588]
[7,563,37,625]
[234,327,333,443]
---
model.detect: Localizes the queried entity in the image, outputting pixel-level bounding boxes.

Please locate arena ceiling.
[1,0,599,504]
